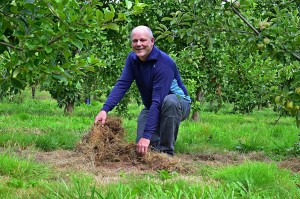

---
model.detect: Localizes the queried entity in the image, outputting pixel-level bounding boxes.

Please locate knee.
[161,94,181,115]
[162,94,178,108]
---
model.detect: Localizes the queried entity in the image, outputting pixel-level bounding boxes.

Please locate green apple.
[259,22,266,30]
[234,1,240,9]
[275,96,281,104]
[263,37,270,45]
[257,43,264,49]
[286,101,293,110]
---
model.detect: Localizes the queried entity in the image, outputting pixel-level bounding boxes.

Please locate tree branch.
[48,35,63,45]
[230,5,260,35]
[0,41,23,51]
[229,4,300,61]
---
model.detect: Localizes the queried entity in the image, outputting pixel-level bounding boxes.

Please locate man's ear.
[151,37,155,43]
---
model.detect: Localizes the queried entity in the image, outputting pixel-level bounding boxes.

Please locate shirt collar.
[133,46,159,62]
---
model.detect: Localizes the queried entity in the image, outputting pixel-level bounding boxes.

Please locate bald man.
[94,26,191,156]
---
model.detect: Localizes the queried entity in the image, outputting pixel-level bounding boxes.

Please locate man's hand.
[136,138,150,155]
[94,110,107,126]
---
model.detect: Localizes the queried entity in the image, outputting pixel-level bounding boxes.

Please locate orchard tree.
[151,0,299,117]
[0,0,146,113]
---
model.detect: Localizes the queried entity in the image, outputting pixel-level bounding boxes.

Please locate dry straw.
[76,117,192,173]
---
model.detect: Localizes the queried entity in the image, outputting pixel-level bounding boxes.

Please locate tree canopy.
[1,0,300,125]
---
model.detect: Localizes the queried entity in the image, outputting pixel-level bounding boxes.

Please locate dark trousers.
[136,94,190,155]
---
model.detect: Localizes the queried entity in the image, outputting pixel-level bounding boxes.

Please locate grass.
[0,89,299,198]
[213,161,299,198]
[175,106,299,157]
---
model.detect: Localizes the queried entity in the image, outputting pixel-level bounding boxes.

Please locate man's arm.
[94,55,134,124]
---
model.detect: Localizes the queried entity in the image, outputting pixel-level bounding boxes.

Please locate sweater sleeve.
[101,55,134,113]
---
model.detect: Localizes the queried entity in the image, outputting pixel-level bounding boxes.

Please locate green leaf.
[96,10,103,23]
[104,8,114,22]
[52,75,68,83]
[71,39,83,50]
[0,35,10,43]
[61,0,68,6]
[155,34,167,41]
[109,4,115,13]
[85,66,95,72]
[75,82,82,90]
[45,46,52,53]
[11,78,25,89]
[13,68,21,78]
[125,0,133,9]
[295,35,300,46]
[103,23,119,31]
[162,17,173,21]
[166,36,174,42]
[115,13,126,21]
[63,37,69,42]
[10,6,19,14]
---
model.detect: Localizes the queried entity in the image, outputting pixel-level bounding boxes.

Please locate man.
[94,25,191,156]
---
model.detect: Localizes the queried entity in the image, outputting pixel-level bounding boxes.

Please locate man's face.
[131,29,154,61]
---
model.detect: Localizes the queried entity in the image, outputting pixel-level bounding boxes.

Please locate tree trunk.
[191,88,204,121]
[192,111,199,121]
[64,101,74,115]
[31,85,36,99]
[258,104,262,110]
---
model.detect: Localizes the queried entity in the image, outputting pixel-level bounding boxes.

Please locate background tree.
[0,0,146,113]
[1,0,300,128]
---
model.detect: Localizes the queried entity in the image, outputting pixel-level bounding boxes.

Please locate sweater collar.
[133,46,159,62]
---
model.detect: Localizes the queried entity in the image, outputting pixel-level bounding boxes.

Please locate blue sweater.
[102,46,191,139]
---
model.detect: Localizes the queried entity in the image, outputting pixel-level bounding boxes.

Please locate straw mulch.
[76,117,192,173]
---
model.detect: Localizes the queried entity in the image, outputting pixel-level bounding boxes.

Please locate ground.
[14,117,300,184]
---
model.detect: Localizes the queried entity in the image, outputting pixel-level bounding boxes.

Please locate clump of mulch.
[76,117,192,173]
[278,157,300,173]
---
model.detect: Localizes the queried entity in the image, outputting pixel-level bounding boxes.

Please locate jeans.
[136,94,191,155]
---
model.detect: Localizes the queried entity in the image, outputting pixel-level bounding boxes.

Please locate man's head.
[131,26,155,61]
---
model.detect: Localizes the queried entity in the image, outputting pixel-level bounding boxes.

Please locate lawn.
[0,90,299,198]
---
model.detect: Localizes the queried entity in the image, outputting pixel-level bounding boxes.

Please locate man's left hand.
[136,138,150,155]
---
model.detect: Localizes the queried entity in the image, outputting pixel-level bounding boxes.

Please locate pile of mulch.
[75,117,192,173]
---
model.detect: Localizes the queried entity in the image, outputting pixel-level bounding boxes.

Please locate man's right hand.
[94,110,107,126]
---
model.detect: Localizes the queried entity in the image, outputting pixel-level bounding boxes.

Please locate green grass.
[175,106,299,157]
[0,153,53,199]
[213,161,299,198]
[0,89,299,198]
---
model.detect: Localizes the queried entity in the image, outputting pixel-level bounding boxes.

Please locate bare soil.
[17,117,300,183]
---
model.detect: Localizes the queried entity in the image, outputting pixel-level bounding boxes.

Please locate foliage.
[0,0,146,113]
[1,0,300,129]
[152,0,300,116]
